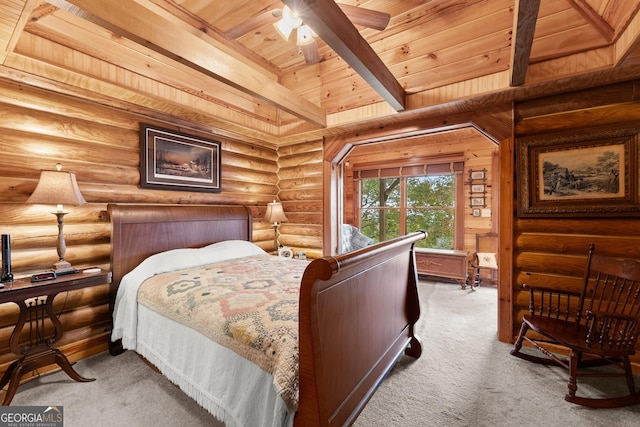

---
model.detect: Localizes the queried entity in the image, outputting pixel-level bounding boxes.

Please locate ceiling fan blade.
[337,4,390,31]
[225,9,279,39]
[301,40,320,64]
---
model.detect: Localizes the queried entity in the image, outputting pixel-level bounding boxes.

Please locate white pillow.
[477,252,498,269]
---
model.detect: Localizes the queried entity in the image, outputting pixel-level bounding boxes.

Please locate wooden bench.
[510,244,640,408]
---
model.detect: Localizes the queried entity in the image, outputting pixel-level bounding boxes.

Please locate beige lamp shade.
[26,165,86,273]
[264,200,288,225]
[27,169,87,209]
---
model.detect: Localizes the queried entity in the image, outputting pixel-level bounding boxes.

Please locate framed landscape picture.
[517,124,640,217]
[140,124,221,192]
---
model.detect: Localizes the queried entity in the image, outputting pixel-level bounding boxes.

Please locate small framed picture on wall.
[470,170,485,180]
[471,197,485,206]
[471,184,485,193]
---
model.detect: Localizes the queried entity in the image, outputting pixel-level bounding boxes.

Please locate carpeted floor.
[10,281,640,426]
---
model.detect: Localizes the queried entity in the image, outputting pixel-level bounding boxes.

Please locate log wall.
[0,78,282,375]
[511,79,640,366]
[277,140,324,259]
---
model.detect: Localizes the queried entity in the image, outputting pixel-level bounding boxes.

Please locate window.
[406,175,455,248]
[360,178,401,242]
[355,159,463,249]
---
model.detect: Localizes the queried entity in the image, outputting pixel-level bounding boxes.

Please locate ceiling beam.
[510,0,540,86]
[282,0,405,111]
[61,0,326,127]
[566,0,614,41]
[1,0,42,64]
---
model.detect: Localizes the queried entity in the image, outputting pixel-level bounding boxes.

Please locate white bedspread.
[111,240,293,427]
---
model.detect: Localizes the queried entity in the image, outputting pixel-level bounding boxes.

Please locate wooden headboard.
[107,203,252,287]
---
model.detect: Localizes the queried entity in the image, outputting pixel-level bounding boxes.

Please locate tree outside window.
[360,174,455,249]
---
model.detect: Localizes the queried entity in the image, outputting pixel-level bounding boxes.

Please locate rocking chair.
[511,244,640,408]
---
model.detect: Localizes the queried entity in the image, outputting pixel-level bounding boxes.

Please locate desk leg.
[1,348,95,405]
[1,295,96,405]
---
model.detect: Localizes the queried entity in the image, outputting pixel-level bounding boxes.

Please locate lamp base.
[52,260,75,274]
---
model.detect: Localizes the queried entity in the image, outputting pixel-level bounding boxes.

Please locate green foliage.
[360,209,400,243]
[359,174,455,249]
[407,209,453,248]
[407,176,454,207]
[361,178,400,208]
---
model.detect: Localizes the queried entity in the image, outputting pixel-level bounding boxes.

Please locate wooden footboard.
[296,231,426,427]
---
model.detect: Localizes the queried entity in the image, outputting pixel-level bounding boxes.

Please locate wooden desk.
[0,270,112,404]
[415,248,469,289]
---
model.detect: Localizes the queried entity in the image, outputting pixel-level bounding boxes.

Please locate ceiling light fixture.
[274,6,315,46]
[296,25,315,46]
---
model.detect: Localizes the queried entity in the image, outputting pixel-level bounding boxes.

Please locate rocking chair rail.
[511,244,640,408]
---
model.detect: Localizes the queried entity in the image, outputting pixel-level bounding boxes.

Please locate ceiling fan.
[224,3,391,64]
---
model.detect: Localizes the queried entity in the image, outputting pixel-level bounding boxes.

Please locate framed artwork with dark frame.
[517,124,640,217]
[140,124,221,193]
[471,184,485,193]
[470,197,486,207]
[470,170,486,180]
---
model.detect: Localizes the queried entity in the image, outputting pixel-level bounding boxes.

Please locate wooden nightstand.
[0,270,112,405]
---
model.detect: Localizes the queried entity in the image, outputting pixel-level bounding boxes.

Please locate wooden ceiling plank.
[25,11,280,124]
[0,0,41,63]
[224,9,277,39]
[145,0,281,78]
[63,0,326,127]
[282,0,405,111]
[510,0,541,86]
[566,0,615,41]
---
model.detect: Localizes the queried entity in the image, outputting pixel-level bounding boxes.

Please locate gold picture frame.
[517,124,640,217]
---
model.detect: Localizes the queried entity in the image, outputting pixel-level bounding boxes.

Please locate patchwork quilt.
[137,253,310,411]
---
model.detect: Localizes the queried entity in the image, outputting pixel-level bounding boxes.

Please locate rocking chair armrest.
[584,310,640,347]
[522,283,582,298]
[586,310,640,342]
[585,310,639,324]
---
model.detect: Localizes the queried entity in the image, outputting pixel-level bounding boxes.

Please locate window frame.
[353,155,465,249]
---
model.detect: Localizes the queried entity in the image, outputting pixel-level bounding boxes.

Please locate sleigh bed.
[107,203,425,427]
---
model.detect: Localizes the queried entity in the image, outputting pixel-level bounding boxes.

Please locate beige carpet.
[11,282,640,426]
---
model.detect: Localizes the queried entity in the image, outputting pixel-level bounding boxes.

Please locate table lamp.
[264,200,288,252]
[27,163,87,273]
